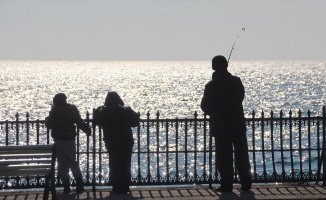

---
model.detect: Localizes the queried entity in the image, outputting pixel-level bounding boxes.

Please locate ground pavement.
[0,183,326,200]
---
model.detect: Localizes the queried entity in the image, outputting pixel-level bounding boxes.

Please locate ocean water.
[1,60,326,180]
[1,60,326,120]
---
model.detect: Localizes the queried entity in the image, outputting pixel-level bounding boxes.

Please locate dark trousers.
[214,130,252,189]
[55,140,83,181]
[105,139,133,192]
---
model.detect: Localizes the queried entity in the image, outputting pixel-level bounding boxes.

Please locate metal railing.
[0,106,325,190]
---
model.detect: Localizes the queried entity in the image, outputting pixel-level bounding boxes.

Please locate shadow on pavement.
[1,184,326,200]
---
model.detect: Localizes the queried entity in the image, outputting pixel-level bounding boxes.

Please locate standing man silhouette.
[45,93,91,194]
[201,55,252,192]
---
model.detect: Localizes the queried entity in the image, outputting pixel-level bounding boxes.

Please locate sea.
[1,60,326,120]
[1,60,326,179]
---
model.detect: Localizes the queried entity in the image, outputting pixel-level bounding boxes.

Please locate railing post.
[323,106,326,186]
[85,111,90,185]
[298,109,303,181]
[76,124,80,187]
[270,110,276,181]
[137,112,142,184]
[289,110,295,180]
[261,110,267,180]
[26,112,30,145]
[307,110,312,179]
[194,111,198,184]
[15,112,19,145]
[165,115,170,184]
[146,112,151,183]
[84,111,93,190]
[207,114,213,188]
[175,117,179,183]
[95,109,103,185]
[184,118,189,183]
[36,119,40,144]
[46,117,50,144]
[280,110,285,180]
[251,110,257,181]
[5,119,9,146]
[156,111,161,183]
[203,114,210,187]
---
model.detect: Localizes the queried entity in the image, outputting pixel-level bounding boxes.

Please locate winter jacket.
[94,105,139,143]
[201,71,246,135]
[45,104,91,140]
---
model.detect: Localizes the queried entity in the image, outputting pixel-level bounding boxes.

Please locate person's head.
[53,93,67,106]
[104,91,124,107]
[212,55,228,71]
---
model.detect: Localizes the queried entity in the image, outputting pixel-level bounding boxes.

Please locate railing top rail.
[0,116,323,124]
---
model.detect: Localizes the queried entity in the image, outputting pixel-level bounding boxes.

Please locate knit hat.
[53,93,67,106]
[212,55,228,70]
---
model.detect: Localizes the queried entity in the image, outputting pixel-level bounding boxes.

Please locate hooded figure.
[45,93,91,194]
[94,91,140,194]
[201,55,252,193]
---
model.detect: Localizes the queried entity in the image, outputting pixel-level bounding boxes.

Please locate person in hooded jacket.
[94,91,140,194]
[201,55,252,193]
[45,93,91,194]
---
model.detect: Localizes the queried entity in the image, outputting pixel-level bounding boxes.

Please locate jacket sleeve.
[73,106,91,136]
[201,84,214,115]
[92,106,104,126]
[127,107,140,127]
[45,108,56,129]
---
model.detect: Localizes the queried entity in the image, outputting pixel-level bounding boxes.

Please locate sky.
[0,0,325,61]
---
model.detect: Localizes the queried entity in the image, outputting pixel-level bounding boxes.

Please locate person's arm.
[73,106,91,136]
[201,84,214,115]
[92,106,105,126]
[45,107,56,129]
[127,107,140,127]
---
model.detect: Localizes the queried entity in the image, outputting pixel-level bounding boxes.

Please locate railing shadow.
[1,184,326,199]
[56,191,143,200]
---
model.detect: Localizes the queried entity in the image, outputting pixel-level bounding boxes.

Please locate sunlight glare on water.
[0,60,326,120]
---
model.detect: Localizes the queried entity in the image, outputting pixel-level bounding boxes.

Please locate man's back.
[201,71,245,123]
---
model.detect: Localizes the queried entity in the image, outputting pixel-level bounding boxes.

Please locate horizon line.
[1,59,325,62]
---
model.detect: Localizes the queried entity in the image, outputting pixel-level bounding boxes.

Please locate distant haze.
[1,0,325,61]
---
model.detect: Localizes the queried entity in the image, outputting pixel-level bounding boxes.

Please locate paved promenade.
[0,184,326,200]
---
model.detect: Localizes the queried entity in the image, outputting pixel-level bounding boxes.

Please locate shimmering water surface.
[1,61,326,179]
[1,61,325,119]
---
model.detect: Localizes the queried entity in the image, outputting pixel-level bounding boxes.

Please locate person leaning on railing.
[93,91,140,194]
[201,55,252,193]
[45,93,91,194]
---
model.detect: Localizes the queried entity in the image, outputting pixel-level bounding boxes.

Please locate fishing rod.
[227,28,265,110]
[227,28,245,63]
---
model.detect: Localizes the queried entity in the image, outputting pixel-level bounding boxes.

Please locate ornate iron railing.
[0,106,325,190]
